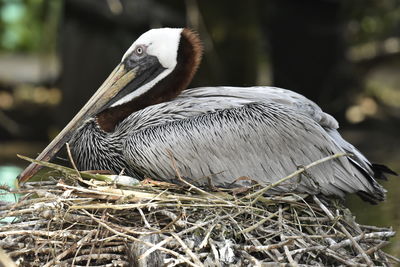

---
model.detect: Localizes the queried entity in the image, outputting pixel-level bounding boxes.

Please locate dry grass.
[0,154,398,266]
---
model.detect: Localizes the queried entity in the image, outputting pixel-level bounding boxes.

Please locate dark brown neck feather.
[96,28,202,132]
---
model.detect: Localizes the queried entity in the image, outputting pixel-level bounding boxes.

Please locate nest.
[1,155,399,267]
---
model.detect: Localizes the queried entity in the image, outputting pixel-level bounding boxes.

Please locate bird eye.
[135,46,145,56]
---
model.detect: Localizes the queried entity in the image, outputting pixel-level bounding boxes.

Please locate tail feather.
[326,128,397,203]
[348,158,387,204]
[371,163,398,181]
[357,191,385,205]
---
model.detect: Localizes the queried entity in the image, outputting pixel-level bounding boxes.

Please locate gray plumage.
[70,86,386,202]
[18,27,390,202]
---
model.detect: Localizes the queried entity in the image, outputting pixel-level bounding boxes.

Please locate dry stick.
[290,245,327,256]
[312,196,374,267]
[66,143,81,179]
[0,194,63,221]
[77,245,127,255]
[330,231,395,250]
[284,245,298,267]
[292,205,302,233]
[82,213,104,267]
[79,209,198,267]
[159,212,185,232]
[225,211,280,261]
[42,231,94,267]
[64,143,99,187]
[9,247,79,258]
[246,153,348,204]
[72,185,235,205]
[288,216,331,222]
[288,213,344,263]
[0,230,81,240]
[198,224,215,249]
[208,239,221,266]
[137,207,153,229]
[0,206,54,220]
[233,239,293,252]
[147,188,170,205]
[239,208,287,235]
[65,253,124,264]
[239,250,262,266]
[139,213,237,261]
[59,184,126,199]
[303,230,364,265]
[171,233,204,267]
[259,264,317,267]
[323,250,364,266]
[382,252,400,263]
[277,205,288,262]
[71,203,248,211]
[358,241,390,257]
[158,210,186,228]
[359,224,391,232]
[286,234,343,240]
[63,143,97,188]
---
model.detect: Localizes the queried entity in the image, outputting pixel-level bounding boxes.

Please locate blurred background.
[0,0,399,256]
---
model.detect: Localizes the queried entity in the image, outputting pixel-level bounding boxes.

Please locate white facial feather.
[122,28,183,69]
[112,28,183,107]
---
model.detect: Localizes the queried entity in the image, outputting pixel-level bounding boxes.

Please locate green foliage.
[0,0,47,52]
[344,0,400,44]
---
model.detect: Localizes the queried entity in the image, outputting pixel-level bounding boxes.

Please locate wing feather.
[180,86,340,129]
[123,102,377,197]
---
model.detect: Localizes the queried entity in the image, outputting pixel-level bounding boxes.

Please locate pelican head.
[18,28,203,183]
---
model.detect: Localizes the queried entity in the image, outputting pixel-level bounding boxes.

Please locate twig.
[313,196,374,266]
[199,224,215,249]
[330,231,395,250]
[157,213,184,233]
[0,230,81,240]
[79,209,199,267]
[158,210,186,228]
[239,208,286,234]
[234,239,293,252]
[284,245,298,267]
[65,253,124,264]
[139,213,237,261]
[66,142,82,180]
[239,250,262,266]
[323,250,363,266]
[382,252,400,263]
[359,241,390,256]
[208,239,221,266]
[171,233,204,266]
[42,231,94,267]
[137,207,153,229]
[290,245,326,256]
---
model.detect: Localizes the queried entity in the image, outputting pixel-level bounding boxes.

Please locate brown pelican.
[19,28,396,203]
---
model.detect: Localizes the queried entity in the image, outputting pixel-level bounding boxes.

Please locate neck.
[96,29,202,132]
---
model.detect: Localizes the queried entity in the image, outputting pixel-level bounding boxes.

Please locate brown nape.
[97,28,203,132]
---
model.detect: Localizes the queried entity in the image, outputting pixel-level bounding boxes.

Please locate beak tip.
[17,173,28,184]
[16,174,23,184]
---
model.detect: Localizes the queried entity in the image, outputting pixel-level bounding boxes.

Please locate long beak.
[18,63,137,183]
